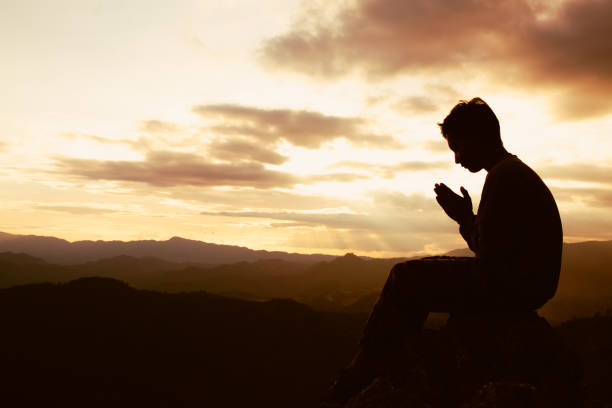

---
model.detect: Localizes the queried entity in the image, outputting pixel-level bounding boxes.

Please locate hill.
[0,278,365,408]
[0,232,335,265]
[0,251,409,310]
[1,236,611,322]
[0,278,610,407]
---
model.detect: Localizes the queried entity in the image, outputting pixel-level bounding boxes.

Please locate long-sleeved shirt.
[459,154,563,310]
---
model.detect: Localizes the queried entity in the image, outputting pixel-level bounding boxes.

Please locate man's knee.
[387,258,465,295]
[387,260,425,289]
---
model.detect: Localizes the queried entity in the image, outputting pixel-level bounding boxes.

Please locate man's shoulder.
[491,154,525,172]
[488,155,538,182]
[484,155,551,199]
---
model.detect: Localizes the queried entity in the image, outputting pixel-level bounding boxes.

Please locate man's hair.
[438,97,502,147]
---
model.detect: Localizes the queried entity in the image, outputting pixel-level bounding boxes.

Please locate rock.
[343,312,583,408]
[468,381,537,408]
[346,377,432,408]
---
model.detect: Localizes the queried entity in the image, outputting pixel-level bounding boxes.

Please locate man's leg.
[325,256,478,404]
[362,256,479,347]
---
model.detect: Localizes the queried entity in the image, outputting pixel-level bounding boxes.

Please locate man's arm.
[459,213,478,253]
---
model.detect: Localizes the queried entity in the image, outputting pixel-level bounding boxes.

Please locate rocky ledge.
[340,312,582,408]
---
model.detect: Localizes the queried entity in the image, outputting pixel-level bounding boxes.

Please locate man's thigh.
[385,256,486,312]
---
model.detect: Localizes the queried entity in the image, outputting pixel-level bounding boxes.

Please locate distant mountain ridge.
[0,251,403,309]
[2,231,612,322]
[0,232,336,265]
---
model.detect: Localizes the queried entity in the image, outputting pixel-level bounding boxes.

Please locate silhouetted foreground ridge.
[0,277,610,407]
[333,312,583,408]
[0,278,364,408]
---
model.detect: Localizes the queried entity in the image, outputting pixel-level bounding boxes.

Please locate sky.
[2,0,612,257]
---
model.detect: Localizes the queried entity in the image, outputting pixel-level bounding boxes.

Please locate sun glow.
[2,0,612,256]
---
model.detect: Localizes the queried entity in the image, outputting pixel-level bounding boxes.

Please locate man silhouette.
[325,97,563,405]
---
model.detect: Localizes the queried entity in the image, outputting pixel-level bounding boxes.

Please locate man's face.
[446,133,483,173]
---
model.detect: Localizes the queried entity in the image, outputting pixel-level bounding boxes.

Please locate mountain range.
[1,232,611,323]
[0,231,336,264]
[1,232,611,406]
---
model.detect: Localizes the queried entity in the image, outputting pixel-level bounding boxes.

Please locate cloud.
[513,0,612,119]
[62,133,126,145]
[52,150,376,189]
[208,138,289,165]
[202,208,452,234]
[260,0,531,77]
[551,186,612,208]
[34,205,115,215]
[537,183,612,241]
[422,140,449,153]
[560,207,612,240]
[201,191,451,234]
[175,188,347,211]
[309,172,372,183]
[540,163,612,185]
[261,0,612,118]
[392,96,439,116]
[194,104,402,149]
[53,151,299,189]
[140,120,182,134]
[198,191,462,253]
[203,210,378,230]
[60,133,146,150]
[328,160,449,178]
[370,190,435,211]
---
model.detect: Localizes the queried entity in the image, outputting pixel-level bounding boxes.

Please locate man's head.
[439,98,503,172]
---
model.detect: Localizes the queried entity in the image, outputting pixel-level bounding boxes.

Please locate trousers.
[360,256,491,350]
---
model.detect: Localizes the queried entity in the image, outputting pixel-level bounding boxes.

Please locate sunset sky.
[3,0,612,257]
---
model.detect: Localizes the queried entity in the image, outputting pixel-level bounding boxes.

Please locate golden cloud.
[328,160,449,179]
[261,0,612,119]
[540,163,612,185]
[194,104,402,148]
[207,138,289,165]
[53,151,374,189]
[54,151,299,189]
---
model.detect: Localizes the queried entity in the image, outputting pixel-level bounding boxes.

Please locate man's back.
[469,155,563,309]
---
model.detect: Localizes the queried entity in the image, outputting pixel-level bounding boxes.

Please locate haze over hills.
[0,232,336,265]
[0,251,403,309]
[1,236,611,322]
